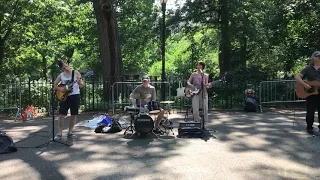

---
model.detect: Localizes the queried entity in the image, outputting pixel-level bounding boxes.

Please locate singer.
[187,61,211,127]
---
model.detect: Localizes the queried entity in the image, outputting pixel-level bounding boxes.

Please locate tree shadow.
[0,114,185,180]
[207,111,320,176]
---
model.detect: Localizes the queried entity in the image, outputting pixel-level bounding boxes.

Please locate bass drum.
[134,114,154,134]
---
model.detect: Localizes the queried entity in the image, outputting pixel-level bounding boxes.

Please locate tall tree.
[92,0,123,98]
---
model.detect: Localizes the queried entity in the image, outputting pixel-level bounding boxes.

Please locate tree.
[92,0,123,99]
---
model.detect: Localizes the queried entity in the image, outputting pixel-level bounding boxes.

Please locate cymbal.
[132,93,151,99]
[160,101,175,104]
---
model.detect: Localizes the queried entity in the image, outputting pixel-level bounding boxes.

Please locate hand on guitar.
[304,83,312,89]
[57,87,65,92]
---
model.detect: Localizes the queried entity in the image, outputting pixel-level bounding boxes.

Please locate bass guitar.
[295,80,320,98]
[55,70,93,102]
[185,80,222,98]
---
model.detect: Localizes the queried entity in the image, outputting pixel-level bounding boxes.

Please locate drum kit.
[123,93,174,137]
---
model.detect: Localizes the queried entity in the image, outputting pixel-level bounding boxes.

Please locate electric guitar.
[55,70,93,102]
[295,80,320,98]
[185,80,222,98]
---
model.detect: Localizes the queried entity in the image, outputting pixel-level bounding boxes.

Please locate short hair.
[57,60,65,68]
[198,61,206,70]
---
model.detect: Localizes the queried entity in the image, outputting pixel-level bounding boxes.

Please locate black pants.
[306,94,320,129]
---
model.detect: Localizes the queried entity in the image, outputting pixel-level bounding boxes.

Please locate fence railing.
[259,80,305,112]
[0,82,23,121]
[0,77,271,115]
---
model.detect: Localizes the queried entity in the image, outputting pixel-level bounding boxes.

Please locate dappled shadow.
[206,111,320,178]
[0,113,185,180]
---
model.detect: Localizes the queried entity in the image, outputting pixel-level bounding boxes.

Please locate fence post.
[92,78,95,110]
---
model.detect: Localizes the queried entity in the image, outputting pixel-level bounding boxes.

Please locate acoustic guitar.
[295,81,320,98]
[185,80,222,97]
[55,70,93,102]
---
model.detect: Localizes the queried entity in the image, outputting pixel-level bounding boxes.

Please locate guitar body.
[296,81,320,98]
[185,80,221,98]
[55,70,94,102]
[185,86,200,98]
[55,84,73,102]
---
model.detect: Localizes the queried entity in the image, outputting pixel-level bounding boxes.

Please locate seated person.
[130,75,165,133]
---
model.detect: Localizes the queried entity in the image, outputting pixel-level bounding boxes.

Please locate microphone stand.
[36,63,70,148]
[201,71,205,130]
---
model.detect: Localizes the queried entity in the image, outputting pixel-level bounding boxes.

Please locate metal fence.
[0,77,266,115]
[259,80,305,112]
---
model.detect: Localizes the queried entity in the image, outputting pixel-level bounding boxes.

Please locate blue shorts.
[59,94,80,115]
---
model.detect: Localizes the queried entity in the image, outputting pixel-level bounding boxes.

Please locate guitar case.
[0,132,17,154]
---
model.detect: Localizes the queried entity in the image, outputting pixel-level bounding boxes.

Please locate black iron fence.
[0,76,262,114]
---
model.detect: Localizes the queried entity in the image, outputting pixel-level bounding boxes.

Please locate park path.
[1,111,319,180]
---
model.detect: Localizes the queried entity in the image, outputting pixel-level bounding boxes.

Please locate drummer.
[130,75,165,134]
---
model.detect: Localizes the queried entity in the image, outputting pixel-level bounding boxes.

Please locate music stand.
[36,63,70,148]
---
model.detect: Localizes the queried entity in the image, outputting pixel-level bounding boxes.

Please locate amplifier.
[178,122,204,138]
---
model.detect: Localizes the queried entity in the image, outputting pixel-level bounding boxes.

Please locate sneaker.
[67,133,77,139]
[54,134,62,140]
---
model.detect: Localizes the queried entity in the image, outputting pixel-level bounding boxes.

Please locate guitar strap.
[71,70,75,91]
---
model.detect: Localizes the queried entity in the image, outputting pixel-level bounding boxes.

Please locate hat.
[142,75,150,81]
[312,51,320,58]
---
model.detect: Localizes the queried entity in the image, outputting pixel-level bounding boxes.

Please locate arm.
[53,75,62,91]
[76,71,84,88]
[130,86,139,100]
[205,74,212,88]
[295,73,311,89]
[152,87,156,101]
[187,73,193,87]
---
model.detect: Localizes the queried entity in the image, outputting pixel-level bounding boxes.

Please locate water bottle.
[132,98,137,107]
[118,93,122,103]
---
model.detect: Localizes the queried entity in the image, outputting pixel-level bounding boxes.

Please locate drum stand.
[124,113,136,135]
[160,118,174,135]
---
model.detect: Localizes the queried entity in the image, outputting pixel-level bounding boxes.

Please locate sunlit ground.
[1,111,320,180]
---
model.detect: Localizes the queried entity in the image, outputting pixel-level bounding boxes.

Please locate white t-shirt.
[60,70,80,96]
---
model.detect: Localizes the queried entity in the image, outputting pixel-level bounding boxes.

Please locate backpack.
[108,120,122,133]
[0,132,17,154]
[244,97,257,112]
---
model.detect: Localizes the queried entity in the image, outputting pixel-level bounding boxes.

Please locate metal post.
[161,2,166,101]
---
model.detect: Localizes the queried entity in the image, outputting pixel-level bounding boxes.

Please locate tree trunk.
[239,35,247,67]
[218,0,231,108]
[92,0,123,102]
[0,39,4,65]
[218,0,231,76]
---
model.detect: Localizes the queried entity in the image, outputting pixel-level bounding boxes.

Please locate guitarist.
[53,60,83,140]
[295,51,320,134]
[187,61,212,127]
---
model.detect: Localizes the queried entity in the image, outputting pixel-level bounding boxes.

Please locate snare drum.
[124,106,140,115]
[134,114,154,134]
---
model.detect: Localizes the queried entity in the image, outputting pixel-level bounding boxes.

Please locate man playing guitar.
[295,51,320,134]
[187,61,212,127]
[53,60,83,140]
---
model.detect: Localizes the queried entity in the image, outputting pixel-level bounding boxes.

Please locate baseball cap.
[142,75,150,81]
[312,51,320,58]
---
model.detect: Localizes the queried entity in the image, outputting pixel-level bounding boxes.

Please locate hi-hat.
[132,93,151,99]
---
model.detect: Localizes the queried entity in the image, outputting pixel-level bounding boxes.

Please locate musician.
[130,75,165,134]
[187,61,212,127]
[295,51,320,134]
[53,60,83,140]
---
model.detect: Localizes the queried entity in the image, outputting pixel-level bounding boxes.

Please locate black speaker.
[178,122,204,138]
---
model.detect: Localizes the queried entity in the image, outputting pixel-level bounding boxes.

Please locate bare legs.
[57,115,77,135]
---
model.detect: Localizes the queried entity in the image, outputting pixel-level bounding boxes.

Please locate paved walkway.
[1,111,320,180]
